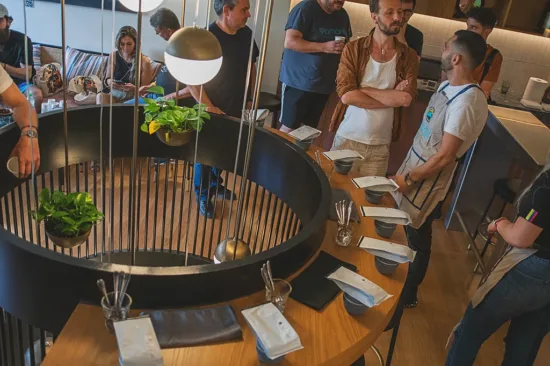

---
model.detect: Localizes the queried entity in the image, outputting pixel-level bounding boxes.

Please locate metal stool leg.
[370,345,384,366]
[469,191,496,250]
[473,201,508,272]
[385,302,403,366]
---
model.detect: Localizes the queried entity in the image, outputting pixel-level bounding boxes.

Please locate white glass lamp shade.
[164,53,222,86]
[118,0,163,12]
[164,27,223,86]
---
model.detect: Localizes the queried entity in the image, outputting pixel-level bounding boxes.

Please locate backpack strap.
[480,48,500,84]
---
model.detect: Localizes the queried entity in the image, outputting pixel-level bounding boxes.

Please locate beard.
[441,54,454,72]
[0,28,9,44]
[378,20,401,36]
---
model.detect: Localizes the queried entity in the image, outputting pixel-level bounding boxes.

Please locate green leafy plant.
[32,188,104,237]
[140,86,210,138]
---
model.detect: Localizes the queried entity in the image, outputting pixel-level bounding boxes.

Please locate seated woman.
[98,26,152,104]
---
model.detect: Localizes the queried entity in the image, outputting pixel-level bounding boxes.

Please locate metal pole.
[129,0,144,265]
[231,0,274,241]
[60,0,70,191]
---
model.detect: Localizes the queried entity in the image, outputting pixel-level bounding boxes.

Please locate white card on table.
[327,266,392,307]
[288,125,322,141]
[114,316,164,366]
[358,236,416,263]
[360,207,411,225]
[322,150,364,162]
[242,303,303,360]
[352,176,399,191]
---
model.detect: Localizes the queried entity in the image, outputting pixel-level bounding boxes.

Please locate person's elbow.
[341,91,354,105]
[400,93,413,107]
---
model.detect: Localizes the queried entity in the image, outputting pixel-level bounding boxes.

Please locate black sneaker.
[216,186,237,201]
[199,198,214,218]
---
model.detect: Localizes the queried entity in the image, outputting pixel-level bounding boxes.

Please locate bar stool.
[350,296,404,366]
[471,178,520,272]
[258,92,281,128]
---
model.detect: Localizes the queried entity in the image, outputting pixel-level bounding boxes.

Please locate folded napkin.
[290,250,357,310]
[242,303,303,360]
[289,125,322,141]
[327,266,392,307]
[329,188,360,223]
[322,149,364,162]
[352,176,399,192]
[141,306,242,348]
[360,207,411,225]
[114,316,164,366]
[358,236,416,263]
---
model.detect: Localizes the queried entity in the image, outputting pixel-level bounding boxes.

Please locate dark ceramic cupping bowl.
[343,292,368,316]
[256,339,285,364]
[365,189,385,204]
[375,256,400,275]
[374,220,396,238]
[334,159,353,175]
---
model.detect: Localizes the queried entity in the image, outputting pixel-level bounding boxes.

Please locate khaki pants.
[331,135,390,176]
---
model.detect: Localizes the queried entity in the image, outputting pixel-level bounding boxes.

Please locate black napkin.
[140,305,242,348]
[290,251,357,311]
[330,188,360,223]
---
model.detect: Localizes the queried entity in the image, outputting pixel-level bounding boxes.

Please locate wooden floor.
[364,218,550,365]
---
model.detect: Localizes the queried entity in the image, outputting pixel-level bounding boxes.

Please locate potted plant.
[32,188,104,249]
[140,86,210,146]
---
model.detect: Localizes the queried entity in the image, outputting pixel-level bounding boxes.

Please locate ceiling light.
[118,0,163,13]
[164,26,223,86]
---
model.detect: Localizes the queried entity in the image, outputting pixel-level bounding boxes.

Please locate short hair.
[214,0,239,16]
[452,30,487,70]
[370,0,381,13]
[149,8,180,30]
[467,8,497,29]
[402,0,416,8]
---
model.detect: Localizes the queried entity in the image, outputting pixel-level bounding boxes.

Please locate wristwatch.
[21,129,38,138]
[404,173,416,186]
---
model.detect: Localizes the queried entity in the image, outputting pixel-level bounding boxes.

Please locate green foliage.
[140,86,210,135]
[31,188,104,237]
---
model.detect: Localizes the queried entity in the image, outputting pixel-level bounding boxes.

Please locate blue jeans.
[194,163,223,201]
[123,93,158,104]
[446,255,550,366]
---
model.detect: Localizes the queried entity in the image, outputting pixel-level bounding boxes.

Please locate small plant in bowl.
[32,188,104,249]
[140,86,210,146]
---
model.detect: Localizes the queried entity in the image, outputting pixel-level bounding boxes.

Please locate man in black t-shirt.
[397,0,423,58]
[187,0,259,218]
[0,5,42,112]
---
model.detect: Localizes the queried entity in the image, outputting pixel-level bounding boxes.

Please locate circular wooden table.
[42,131,407,366]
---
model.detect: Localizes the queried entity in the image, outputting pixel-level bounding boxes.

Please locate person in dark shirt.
[446,156,550,365]
[278,0,351,133]
[397,0,423,58]
[187,0,259,218]
[146,8,190,100]
[0,4,42,112]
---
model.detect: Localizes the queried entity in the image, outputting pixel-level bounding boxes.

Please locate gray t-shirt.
[279,0,351,95]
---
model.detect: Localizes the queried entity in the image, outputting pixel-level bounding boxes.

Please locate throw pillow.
[35,63,63,97]
[65,46,108,81]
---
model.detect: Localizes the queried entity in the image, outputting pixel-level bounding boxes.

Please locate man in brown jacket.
[330,0,418,177]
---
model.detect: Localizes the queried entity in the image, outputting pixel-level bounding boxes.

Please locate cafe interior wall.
[5,0,289,95]
[342,1,550,94]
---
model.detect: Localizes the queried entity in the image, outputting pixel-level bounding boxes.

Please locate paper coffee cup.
[7,156,19,177]
[335,36,345,42]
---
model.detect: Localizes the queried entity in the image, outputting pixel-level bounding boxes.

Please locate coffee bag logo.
[426,107,435,122]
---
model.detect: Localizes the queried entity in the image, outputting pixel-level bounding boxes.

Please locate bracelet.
[493,217,506,233]
[21,125,38,132]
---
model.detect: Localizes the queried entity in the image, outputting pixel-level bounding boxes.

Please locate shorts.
[17,82,30,93]
[280,84,330,129]
[331,135,390,177]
